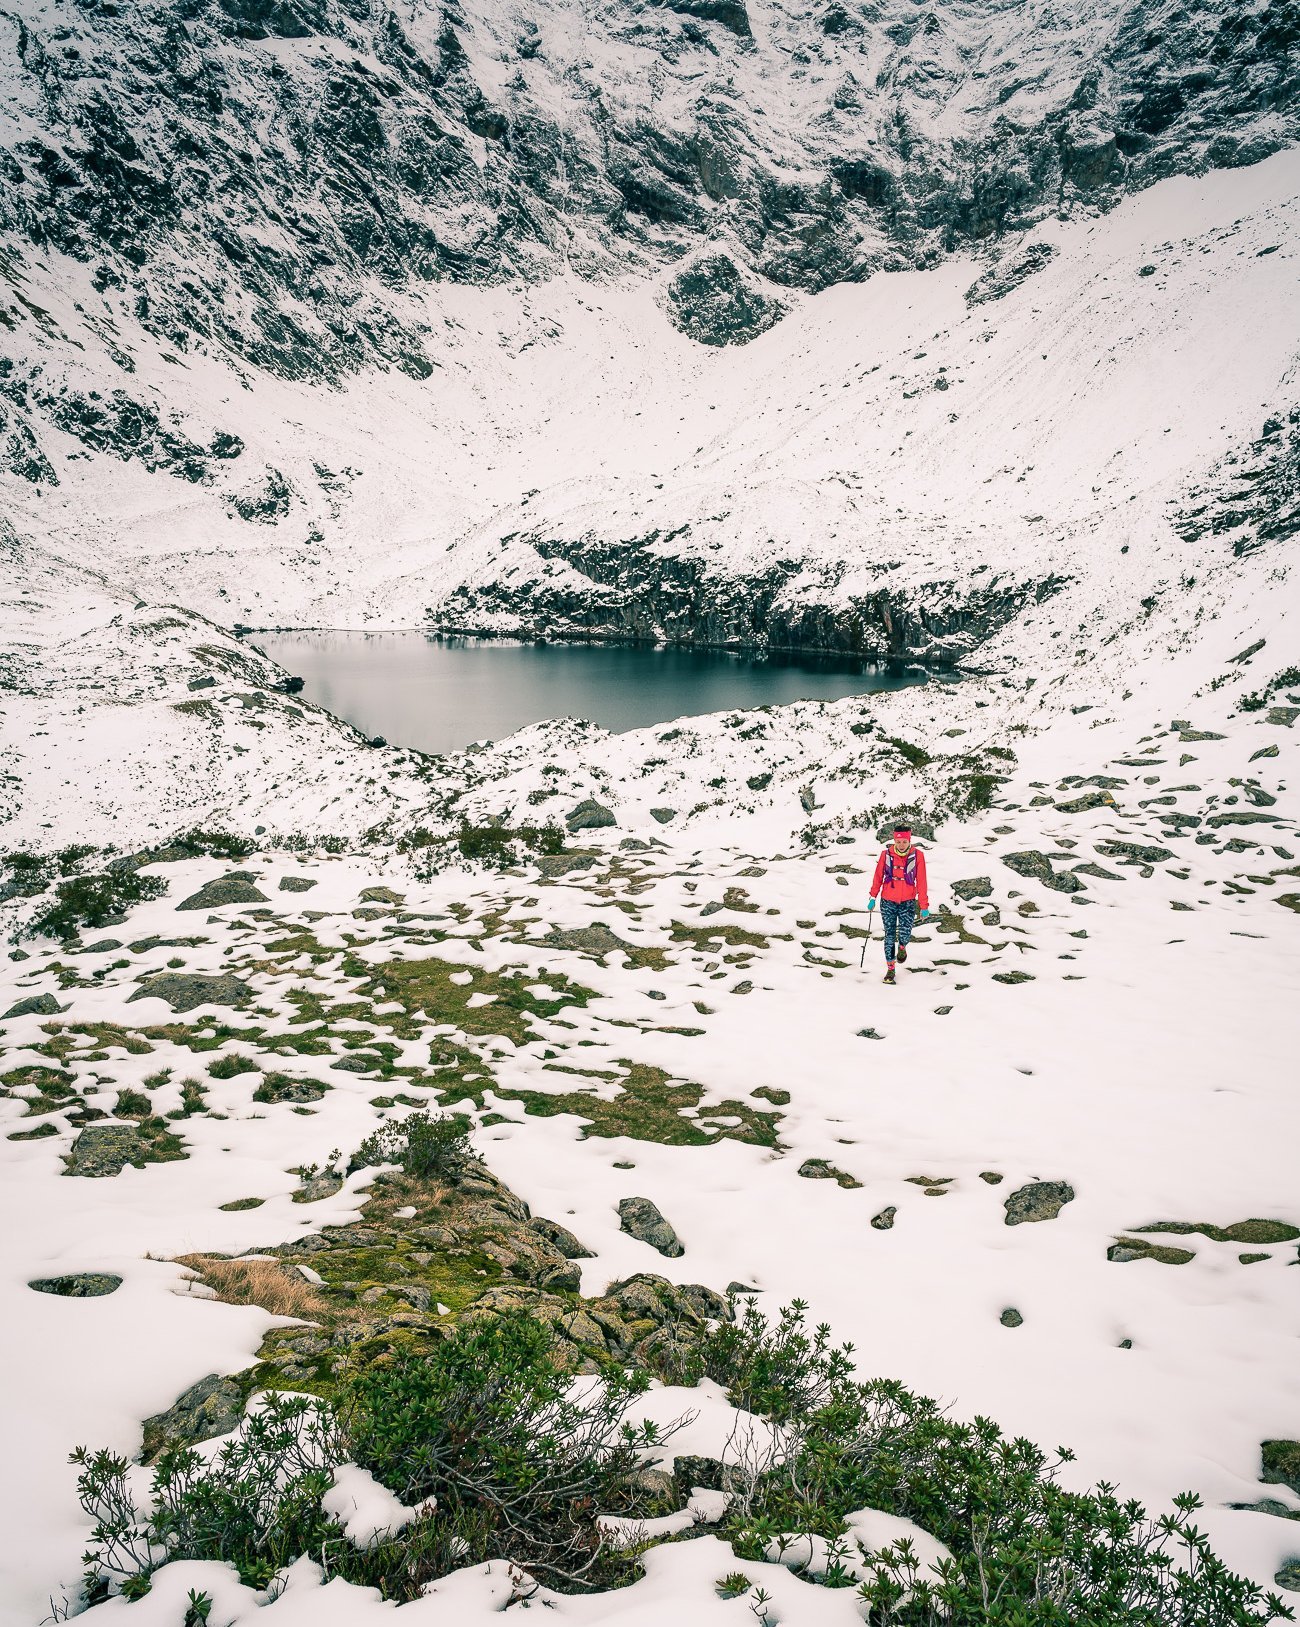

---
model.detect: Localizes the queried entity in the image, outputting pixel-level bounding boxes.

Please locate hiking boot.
[896,943,908,964]
[883,966,896,985]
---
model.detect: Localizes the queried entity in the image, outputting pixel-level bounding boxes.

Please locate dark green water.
[255,631,930,755]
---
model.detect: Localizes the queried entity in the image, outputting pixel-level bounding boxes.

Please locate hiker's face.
[893,834,911,851]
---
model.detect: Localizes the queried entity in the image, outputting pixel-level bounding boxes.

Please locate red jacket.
[870,844,927,909]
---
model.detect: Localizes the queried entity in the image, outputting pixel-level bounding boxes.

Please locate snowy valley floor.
[3,663,1300,1620]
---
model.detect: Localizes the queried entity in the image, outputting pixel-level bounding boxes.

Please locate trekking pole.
[859,908,871,970]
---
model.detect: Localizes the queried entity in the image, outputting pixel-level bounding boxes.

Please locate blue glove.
[919,909,929,921]
[867,897,877,911]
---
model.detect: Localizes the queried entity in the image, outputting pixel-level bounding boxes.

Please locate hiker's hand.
[919,909,929,920]
[867,898,876,911]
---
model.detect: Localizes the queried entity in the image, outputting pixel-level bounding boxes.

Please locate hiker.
[867,824,929,985]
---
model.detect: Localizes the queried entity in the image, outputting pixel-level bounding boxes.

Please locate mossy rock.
[29,1272,122,1297]
[1262,1440,1300,1496]
[1108,1236,1195,1265]
[798,1158,862,1190]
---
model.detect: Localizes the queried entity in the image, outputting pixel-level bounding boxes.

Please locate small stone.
[617,1196,684,1257]
[1003,1180,1074,1225]
[979,1172,1004,1185]
[649,808,678,824]
[951,877,993,901]
[992,970,1035,984]
[999,1308,1023,1328]
[870,1206,896,1230]
[360,886,404,904]
[279,876,316,893]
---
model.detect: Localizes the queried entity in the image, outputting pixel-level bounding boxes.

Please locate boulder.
[567,799,617,831]
[177,876,268,910]
[64,1125,151,1178]
[2,993,65,1019]
[141,1374,245,1462]
[1262,1440,1300,1497]
[617,1196,684,1257]
[29,1272,122,1297]
[664,254,781,346]
[650,808,678,824]
[529,1216,594,1259]
[1004,1180,1075,1225]
[950,877,992,902]
[1001,851,1082,893]
[279,876,316,892]
[128,973,252,1012]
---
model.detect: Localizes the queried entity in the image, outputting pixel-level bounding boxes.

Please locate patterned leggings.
[880,899,917,963]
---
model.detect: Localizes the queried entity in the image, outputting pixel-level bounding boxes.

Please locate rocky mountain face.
[1,0,1296,380]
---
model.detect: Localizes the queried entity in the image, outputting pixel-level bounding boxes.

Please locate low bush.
[74,1316,679,1603]
[884,737,933,770]
[703,1300,1292,1626]
[456,821,566,866]
[349,1109,476,1179]
[26,869,167,941]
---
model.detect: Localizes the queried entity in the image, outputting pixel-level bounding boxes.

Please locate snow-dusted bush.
[705,1300,1292,1626]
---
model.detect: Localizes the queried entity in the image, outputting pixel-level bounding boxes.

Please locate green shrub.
[884,737,932,770]
[26,870,167,941]
[704,1301,1291,1626]
[455,822,566,866]
[74,1319,677,1601]
[349,1110,475,1180]
[344,1314,669,1586]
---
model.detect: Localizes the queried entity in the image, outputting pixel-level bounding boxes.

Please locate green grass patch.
[507,1060,781,1148]
[1135,1219,1299,1246]
[355,956,597,1047]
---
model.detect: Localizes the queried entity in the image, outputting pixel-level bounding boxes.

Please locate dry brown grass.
[177,1254,330,1321]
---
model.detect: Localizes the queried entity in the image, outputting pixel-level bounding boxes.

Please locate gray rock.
[141,1374,245,1461]
[529,1217,595,1259]
[965,242,1055,306]
[1000,1307,1024,1328]
[665,253,781,346]
[1055,790,1117,813]
[566,799,617,831]
[1001,851,1082,893]
[650,808,678,824]
[359,886,405,904]
[1004,1180,1075,1226]
[1095,839,1174,865]
[29,1272,123,1297]
[618,1196,684,1257]
[950,877,992,902]
[64,1125,150,1178]
[870,1206,896,1231]
[128,972,251,1012]
[177,877,268,911]
[543,923,635,959]
[279,876,317,893]
[2,993,65,1019]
